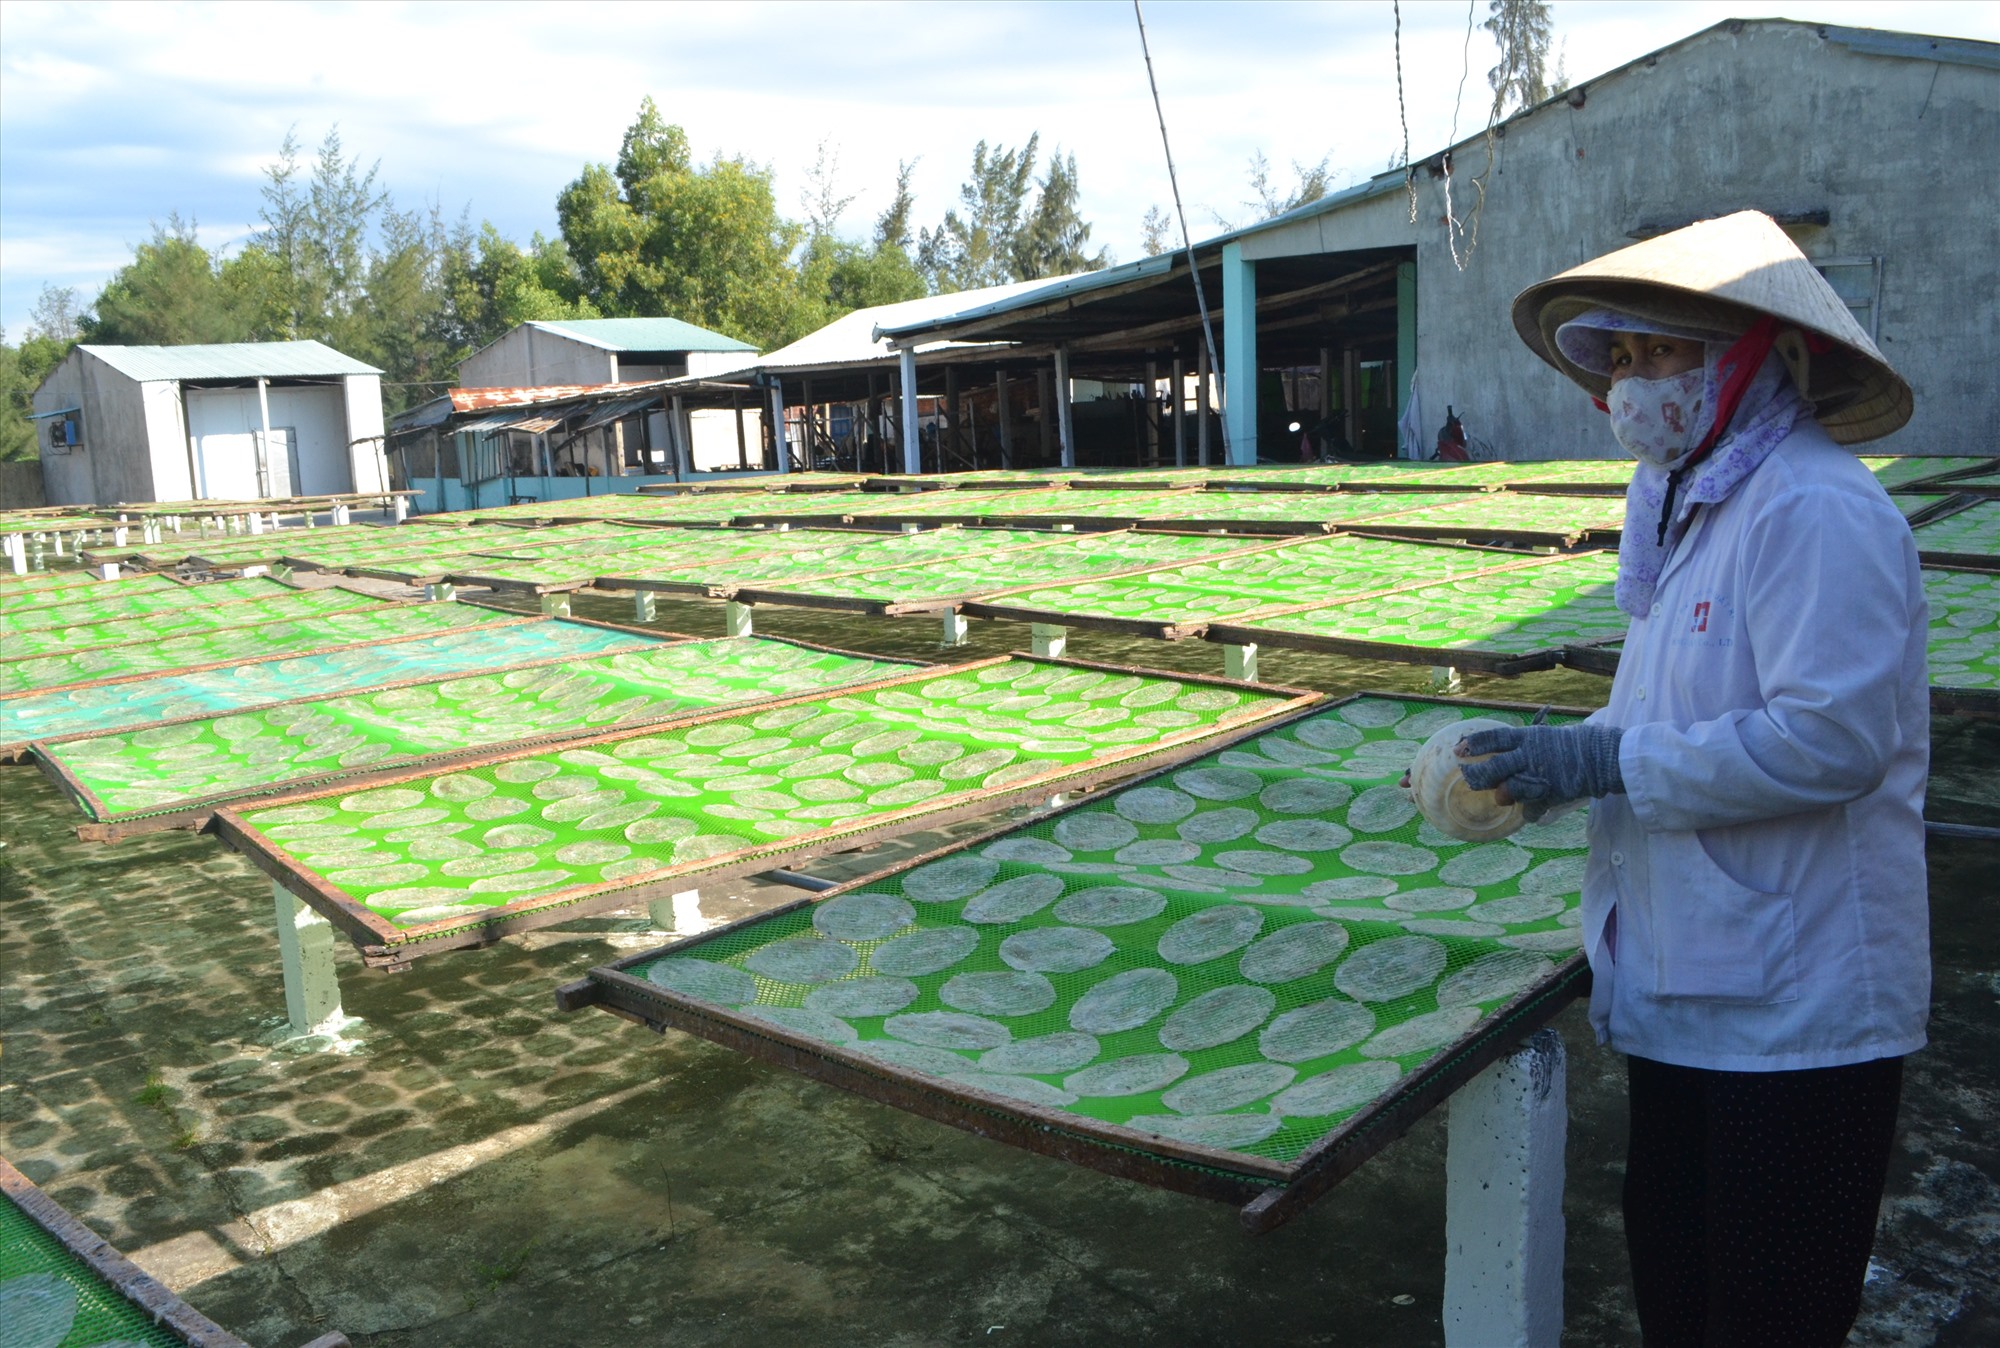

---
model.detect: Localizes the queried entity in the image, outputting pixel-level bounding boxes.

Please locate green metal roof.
[530,318,757,354]
[79,340,381,382]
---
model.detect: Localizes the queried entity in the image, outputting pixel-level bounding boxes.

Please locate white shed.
[30,341,389,506]
[458,318,757,390]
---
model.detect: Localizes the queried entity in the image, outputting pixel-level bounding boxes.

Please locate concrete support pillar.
[1397,261,1419,456]
[1145,358,1161,466]
[669,396,689,481]
[1196,341,1213,466]
[256,375,275,498]
[333,503,352,526]
[1037,369,1054,464]
[1343,346,1363,454]
[6,537,25,575]
[392,496,410,522]
[112,525,129,547]
[1443,1029,1567,1348]
[1030,624,1068,658]
[273,882,346,1039]
[647,889,709,935]
[1053,347,1076,468]
[725,600,754,637]
[945,364,962,468]
[1429,665,1463,695]
[899,347,922,475]
[1224,642,1259,683]
[540,592,572,618]
[940,611,970,648]
[96,562,122,581]
[769,381,790,474]
[426,582,456,603]
[1221,241,1256,466]
[51,531,66,556]
[1171,357,1188,467]
[246,512,263,536]
[634,591,657,622]
[996,368,1014,468]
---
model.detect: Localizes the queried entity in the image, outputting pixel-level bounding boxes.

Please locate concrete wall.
[459,327,616,389]
[30,349,156,505]
[1254,23,2000,458]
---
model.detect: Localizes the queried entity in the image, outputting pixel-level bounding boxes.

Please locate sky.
[3,0,1997,340]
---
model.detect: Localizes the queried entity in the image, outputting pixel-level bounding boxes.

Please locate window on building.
[1813,258,1882,341]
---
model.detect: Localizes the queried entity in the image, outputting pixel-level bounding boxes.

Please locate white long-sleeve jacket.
[1582,421,1931,1071]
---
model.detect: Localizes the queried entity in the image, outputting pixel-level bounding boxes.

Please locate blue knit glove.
[1456,723,1625,806]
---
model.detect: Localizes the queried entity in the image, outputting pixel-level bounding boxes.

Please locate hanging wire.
[1394,0,1417,224]
[1133,0,1231,463]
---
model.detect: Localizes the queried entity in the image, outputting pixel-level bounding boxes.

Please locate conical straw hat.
[1512,211,1912,443]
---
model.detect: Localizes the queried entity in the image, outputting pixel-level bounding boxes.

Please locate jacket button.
[1636,686,1646,700]
[1611,851,1625,866]
[1651,602,1661,616]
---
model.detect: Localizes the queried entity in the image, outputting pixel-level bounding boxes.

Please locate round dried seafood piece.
[1159,985,1278,1051]
[1173,766,1263,800]
[812,893,917,942]
[804,977,920,1018]
[884,1010,1012,1050]
[1333,935,1449,1003]
[1161,1062,1297,1114]
[1339,841,1440,876]
[1337,699,1406,728]
[744,1006,857,1044]
[1158,905,1264,965]
[1064,1053,1190,1098]
[1501,929,1583,952]
[1438,950,1557,1007]
[1214,849,1314,876]
[1517,855,1588,896]
[1259,779,1354,815]
[999,926,1116,974]
[1253,819,1352,852]
[871,926,980,976]
[1346,785,1418,834]
[0,1272,77,1348]
[1053,886,1168,927]
[1258,998,1376,1063]
[972,1074,1079,1108]
[941,970,1058,1016]
[1438,844,1533,888]
[1302,876,1399,903]
[981,838,1072,864]
[1511,808,1590,850]
[1070,968,1179,1033]
[646,958,758,1006]
[1115,786,1198,825]
[1053,812,1139,853]
[1293,718,1363,751]
[902,855,1001,903]
[1272,1060,1402,1117]
[1395,704,1475,741]
[1116,839,1202,866]
[744,937,860,985]
[1467,891,1568,924]
[1126,1112,1283,1150]
[1176,807,1258,843]
[979,1031,1101,1076]
[963,873,1067,924]
[1360,1006,1483,1058]
[852,1040,977,1077]
[1239,921,1351,984]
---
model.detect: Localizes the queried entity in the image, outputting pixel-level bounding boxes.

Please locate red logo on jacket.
[1691,601,1711,633]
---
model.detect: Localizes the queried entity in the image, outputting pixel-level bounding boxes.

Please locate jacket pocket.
[1647,830,1800,1004]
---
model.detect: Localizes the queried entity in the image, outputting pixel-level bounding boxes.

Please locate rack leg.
[940,611,970,648]
[1225,642,1259,683]
[647,889,707,934]
[273,882,347,1039]
[1430,665,1463,695]
[634,592,657,622]
[1443,1028,1566,1348]
[725,601,754,637]
[540,593,572,618]
[426,582,456,603]
[1030,623,1067,658]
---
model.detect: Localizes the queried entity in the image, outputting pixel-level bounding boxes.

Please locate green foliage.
[1016,150,1106,280]
[1246,152,1335,223]
[0,318,76,460]
[917,135,1107,292]
[1141,205,1172,257]
[1485,0,1554,115]
[83,217,265,345]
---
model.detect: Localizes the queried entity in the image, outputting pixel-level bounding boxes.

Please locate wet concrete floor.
[1,588,1994,1346]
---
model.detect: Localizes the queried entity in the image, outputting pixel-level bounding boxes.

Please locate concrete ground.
[2,589,1994,1347]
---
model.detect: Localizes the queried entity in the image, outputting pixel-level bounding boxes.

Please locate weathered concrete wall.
[30,349,156,504]
[1400,22,2000,458]
[459,326,617,389]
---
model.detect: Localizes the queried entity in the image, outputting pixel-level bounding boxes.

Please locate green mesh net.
[0,586,386,661]
[0,1198,187,1347]
[53,638,913,821]
[1860,455,1993,488]
[1336,493,1625,537]
[630,695,1585,1167]
[0,577,289,635]
[1,619,652,746]
[232,659,1296,944]
[771,531,1274,604]
[1912,501,1999,560]
[0,602,492,696]
[1236,553,1624,658]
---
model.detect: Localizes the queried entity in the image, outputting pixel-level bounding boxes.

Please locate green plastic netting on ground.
[1337,493,1625,537]
[0,1198,185,1348]
[0,568,110,595]
[1233,553,1625,659]
[1944,474,2000,489]
[52,637,915,821]
[440,527,950,591]
[0,602,492,697]
[976,537,1560,628]
[0,576,288,635]
[0,573,183,616]
[1921,570,2000,691]
[1913,502,2000,560]
[0,587,401,663]
[607,527,1078,593]
[767,531,1276,604]
[1,618,655,745]
[630,695,1585,1168]
[231,659,1296,943]
[1861,456,1994,488]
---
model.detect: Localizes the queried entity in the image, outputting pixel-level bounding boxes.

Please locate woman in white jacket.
[1460,212,1929,1347]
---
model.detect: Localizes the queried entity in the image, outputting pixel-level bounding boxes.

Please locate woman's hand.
[1457,723,1625,806]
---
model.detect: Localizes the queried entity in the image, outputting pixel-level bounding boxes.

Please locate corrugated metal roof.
[529,318,757,354]
[449,383,628,411]
[756,276,1079,371]
[80,340,381,381]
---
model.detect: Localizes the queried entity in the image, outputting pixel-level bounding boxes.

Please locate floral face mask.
[1607,367,1707,467]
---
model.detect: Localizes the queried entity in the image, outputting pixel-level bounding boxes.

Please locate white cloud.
[3,0,1994,336]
